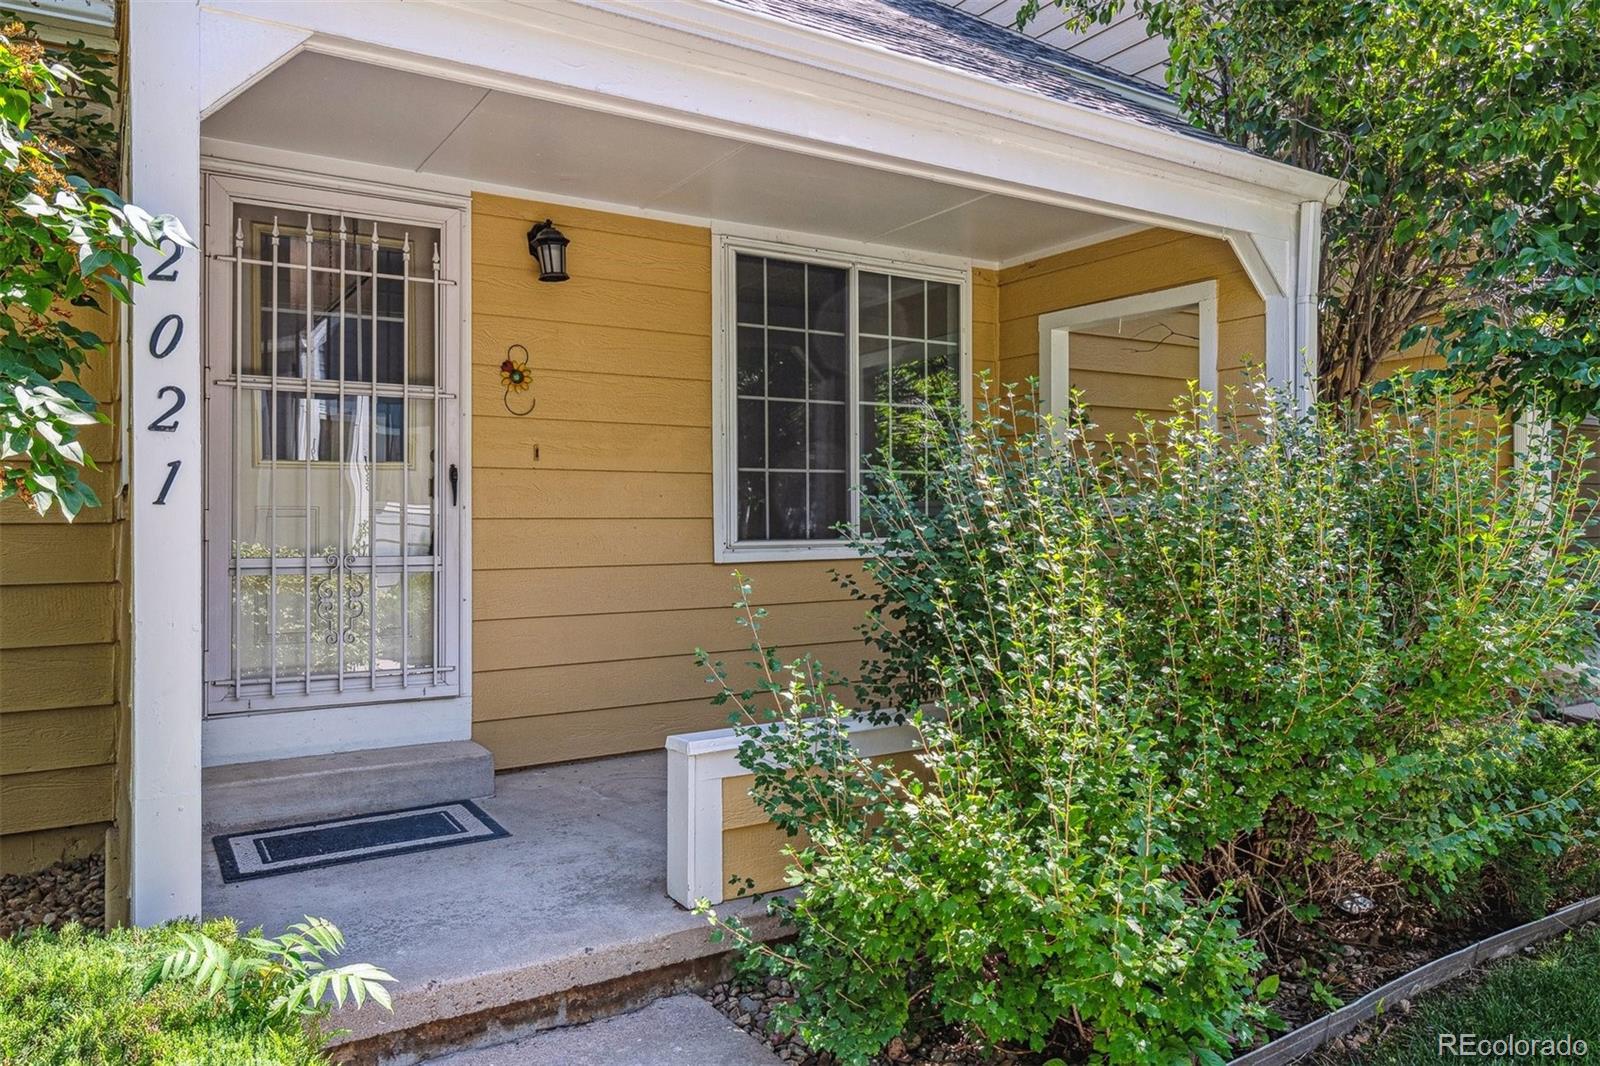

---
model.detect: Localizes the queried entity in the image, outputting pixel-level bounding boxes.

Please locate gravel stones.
[0,852,105,939]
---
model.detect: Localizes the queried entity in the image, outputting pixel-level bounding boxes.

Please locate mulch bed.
[0,852,105,940]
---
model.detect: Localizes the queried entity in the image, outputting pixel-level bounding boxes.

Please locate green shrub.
[700,377,1600,1065]
[0,917,389,1065]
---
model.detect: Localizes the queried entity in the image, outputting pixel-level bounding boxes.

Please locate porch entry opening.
[1038,281,1219,436]
[205,197,458,715]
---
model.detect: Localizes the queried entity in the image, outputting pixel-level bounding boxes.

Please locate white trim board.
[1036,280,1219,419]
[202,695,472,766]
[665,715,924,908]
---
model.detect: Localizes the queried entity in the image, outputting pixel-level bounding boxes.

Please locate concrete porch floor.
[202,751,780,1064]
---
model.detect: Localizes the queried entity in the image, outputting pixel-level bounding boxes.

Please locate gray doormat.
[212,801,509,883]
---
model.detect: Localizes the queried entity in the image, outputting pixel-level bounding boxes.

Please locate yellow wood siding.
[0,301,124,876]
[471,195,888,768]
[996,228,1267,423]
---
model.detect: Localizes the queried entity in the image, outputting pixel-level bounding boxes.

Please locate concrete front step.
[203,740,495,831]
[203,752,785,1066]
[420,995,785,1066]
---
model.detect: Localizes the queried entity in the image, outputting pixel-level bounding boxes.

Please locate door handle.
[449,464,459,506]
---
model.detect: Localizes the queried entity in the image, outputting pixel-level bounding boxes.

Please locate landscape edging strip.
[1227,893,1600,1066]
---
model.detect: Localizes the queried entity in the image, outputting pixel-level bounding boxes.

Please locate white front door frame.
[197,170,474,767]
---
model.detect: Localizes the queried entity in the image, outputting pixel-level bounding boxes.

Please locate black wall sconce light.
[527,219,570,282]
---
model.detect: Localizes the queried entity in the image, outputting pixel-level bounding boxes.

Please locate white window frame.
[712,226,973,563]
[1037,280,1219,420]
[200,171,469,729]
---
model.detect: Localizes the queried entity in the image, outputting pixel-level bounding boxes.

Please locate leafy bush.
[1,19,188,518]
[143,916,394,1021]
[700,378,1600,1064]
[0,917,390,1065]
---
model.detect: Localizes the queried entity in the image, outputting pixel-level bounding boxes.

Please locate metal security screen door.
[204,180,460,716]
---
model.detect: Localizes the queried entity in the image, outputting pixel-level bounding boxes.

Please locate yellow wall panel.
[0,297,123,874]
[0,764,115,835]
[0,706,116,776]
[0,585,117,649]
[472,561,861,621]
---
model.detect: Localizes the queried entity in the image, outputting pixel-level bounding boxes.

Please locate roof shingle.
[714,0,1236,150]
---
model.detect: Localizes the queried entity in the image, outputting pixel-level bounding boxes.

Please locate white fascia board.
[193,0,1308,245]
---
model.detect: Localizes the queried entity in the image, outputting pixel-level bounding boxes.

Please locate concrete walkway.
[422,996,785,1065]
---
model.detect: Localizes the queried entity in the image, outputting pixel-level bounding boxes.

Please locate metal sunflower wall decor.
[501,343,534,416]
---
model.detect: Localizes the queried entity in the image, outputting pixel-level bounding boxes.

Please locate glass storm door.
[205,201,456,714]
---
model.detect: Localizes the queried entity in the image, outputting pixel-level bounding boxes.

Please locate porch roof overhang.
[194,0,1344,295]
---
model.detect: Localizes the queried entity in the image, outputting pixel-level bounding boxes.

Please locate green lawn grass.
[1322,923,1600,1065]
[0,921,329,1066]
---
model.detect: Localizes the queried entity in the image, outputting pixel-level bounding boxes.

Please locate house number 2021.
[147,236,186,505]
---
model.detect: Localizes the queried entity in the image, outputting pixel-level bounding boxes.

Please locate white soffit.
[944,0,1169,86]
[201,51,1133,264]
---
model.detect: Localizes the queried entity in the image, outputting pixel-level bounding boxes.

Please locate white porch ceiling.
[202,51,1131,265]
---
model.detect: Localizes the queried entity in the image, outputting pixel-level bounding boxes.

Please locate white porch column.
[127,0,204,924]
[1294,201,1325,408]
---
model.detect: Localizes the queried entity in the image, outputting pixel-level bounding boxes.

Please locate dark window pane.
[892,341,926,403]
[736,255,764,325]
[927,282,959,343]
[809,403,846,471]
[810,333,847,402]
[376,398,405,462]
[900,472,929,514]
[337,316,365,379]
[737,327,765,395]
[807,265,848,333]
[861,404,891,468]
[891,276,925,337]
[737,472,767,540]
[376,320,406,383]
[766,259,806,329]
[768,401,807,469]
[767,329,807,399]
[376,275,404,318]
[925,343,962,411]
[859,471,886,539]
[928,341,960,379]
[737,399,765,468]
[769,473,808,539]
[859,272,889,336]
[808,474,847,539]
[860,341,890,406]
[258,312,308,377]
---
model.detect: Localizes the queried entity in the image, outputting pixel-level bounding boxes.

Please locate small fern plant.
[142,917,395,1020]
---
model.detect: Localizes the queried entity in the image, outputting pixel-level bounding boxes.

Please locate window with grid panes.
[727,247,964,551]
